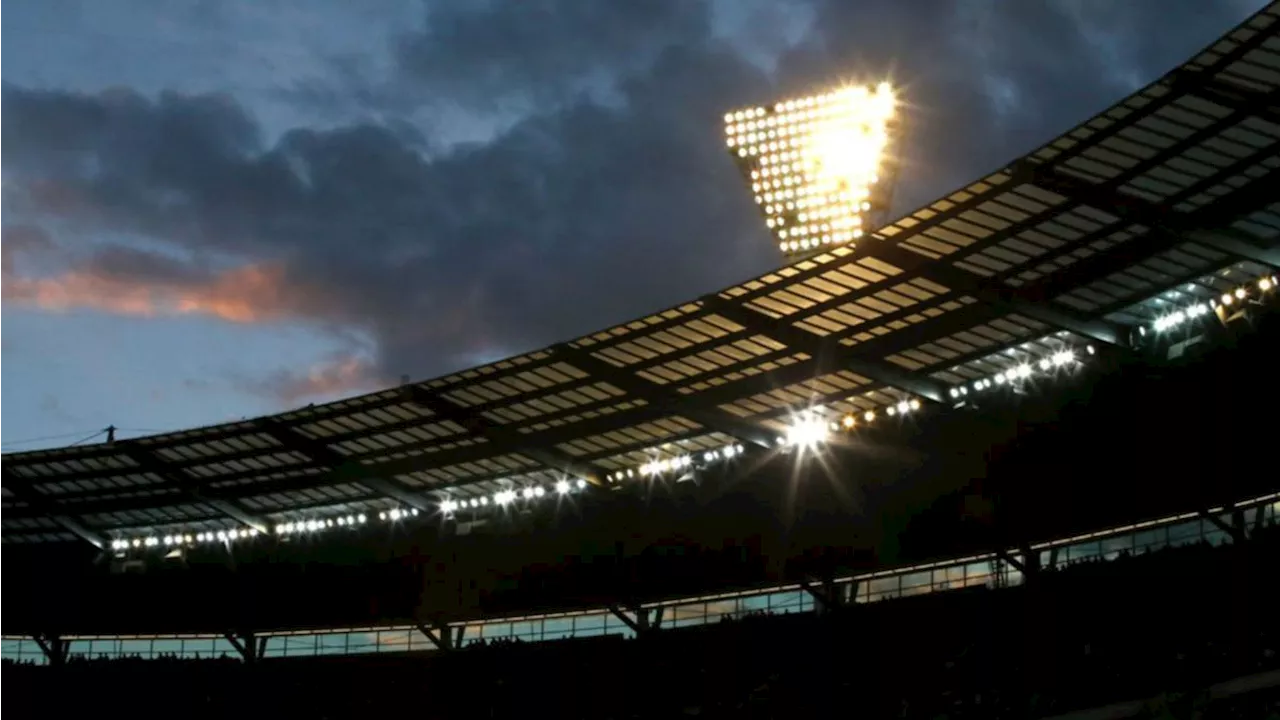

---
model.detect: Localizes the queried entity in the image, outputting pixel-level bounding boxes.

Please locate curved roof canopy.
[5,3,1279,549]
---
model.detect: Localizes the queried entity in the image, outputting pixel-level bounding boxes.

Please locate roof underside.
[5,3,1280,547]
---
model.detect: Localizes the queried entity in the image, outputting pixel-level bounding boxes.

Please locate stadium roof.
[4,3,1279,551]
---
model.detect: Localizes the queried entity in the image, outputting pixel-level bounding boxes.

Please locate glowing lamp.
[724,82,901,257]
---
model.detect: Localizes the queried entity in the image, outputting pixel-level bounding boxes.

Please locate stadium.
[4,4,1280,717]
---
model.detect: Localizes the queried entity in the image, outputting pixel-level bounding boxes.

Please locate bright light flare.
[725,83,899,256]
[785,412,830,449]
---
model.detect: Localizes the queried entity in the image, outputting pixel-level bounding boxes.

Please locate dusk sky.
[1,0,1265,451]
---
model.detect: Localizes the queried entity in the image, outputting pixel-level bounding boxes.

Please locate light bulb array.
[777,398,919,449]
[109,527,261,552]
[1149,274,1275,335]
[110,510,386,553]
[785,410,831,449]
[439,478,590,515]
[602,442,746,483]
[948,348,1081,400]
[725,82,897,255]
[276,512,370,535]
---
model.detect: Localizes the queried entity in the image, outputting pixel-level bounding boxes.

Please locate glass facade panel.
[704,599,738,622]
[670,602,708,628]
[1168,520,1202,546]
[377,629,411,652]
[1203,527,1230,547]
[211,637,239,659]
[346,631,380,654]
[867,576,900,601]
[65,639,93,658]
[284,635,316,656]
[2,639,48,665]
[317,633,348,655]
[901,571,931,590]
[182,638,215,658]
[769,590,806,614]
[509,621,536,640]
[1101,534,1133,560]
[152,638,183,657]
[963,562,993,587]
[1133,528,1164,552]
[542,618,574,642]
[572,614,606,636]
[1067,541,1101,563]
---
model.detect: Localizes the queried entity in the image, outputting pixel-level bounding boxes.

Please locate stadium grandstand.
[4,3,1280,717]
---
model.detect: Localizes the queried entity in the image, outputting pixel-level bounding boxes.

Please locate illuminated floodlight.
[785,411,829,449]
[724,82,900,257]
[555,480,571,495]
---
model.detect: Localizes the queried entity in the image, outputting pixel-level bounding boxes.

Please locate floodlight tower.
[723,82,902,259]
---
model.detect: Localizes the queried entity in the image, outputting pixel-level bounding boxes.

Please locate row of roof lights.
[773,343,1089,452]
[440,478,590,515]
[112,510,392,551]
[1149,275,1274,335]
[949,348,1083,400]
[110,527,261,551]
[276,513,370,535]
[636,443,745,478]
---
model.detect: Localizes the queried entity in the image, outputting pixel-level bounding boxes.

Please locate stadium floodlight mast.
[724,82,901,258]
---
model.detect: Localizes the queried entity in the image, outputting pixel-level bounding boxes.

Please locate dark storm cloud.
[394,0,709,109]
[1,0,1264,393]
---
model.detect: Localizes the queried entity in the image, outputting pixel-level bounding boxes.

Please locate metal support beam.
[254,420,434,513]
[869,245,1129,349]
[113,442,268,533]
[1171,70,1280,126]
[1185,229,1280,269]
[415,621,455,651]
[32,633,68,666]
[703,294,950,402]
[1201,508,1245,545]
[1020,542,1040,579]
[400,384,607,482]
[2,468,108,550]
[607,604,654,635]
[224,631,259,663]
[798,576,844,614]
[557,345,777,448]
[996,548,1025,574]
[1023,163,1280,263]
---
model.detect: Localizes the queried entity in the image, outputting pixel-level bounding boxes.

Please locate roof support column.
[223,631,265,664]
[608,604,659,635]
[798,575,846,615]
[32,633,69,667]
[416,621,458,651]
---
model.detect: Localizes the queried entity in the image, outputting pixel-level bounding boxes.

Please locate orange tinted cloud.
[250,354,383,406]
[3,263,303,323]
